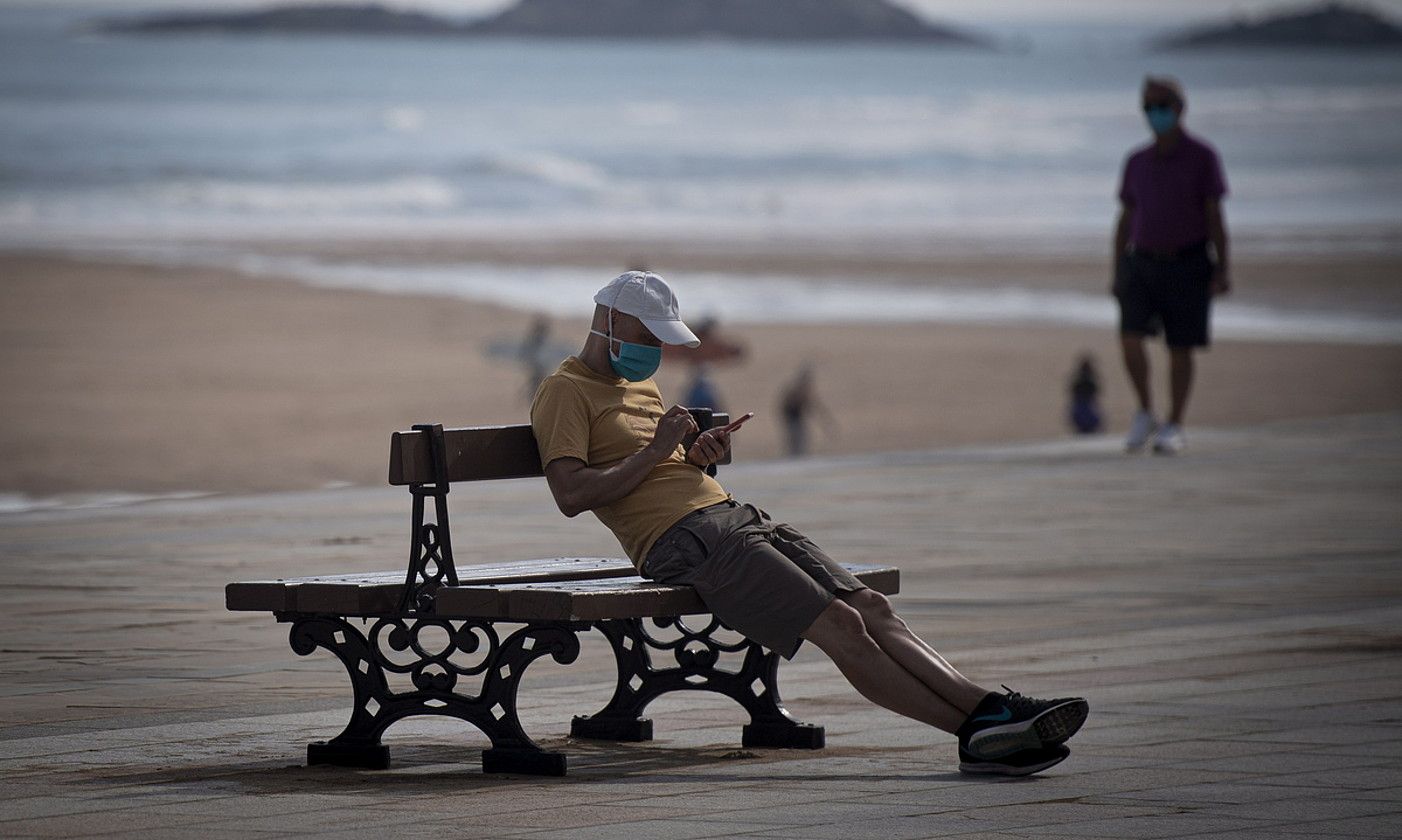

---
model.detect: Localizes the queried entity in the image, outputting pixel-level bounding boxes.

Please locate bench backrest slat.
[390,425,544,485]
[389,413,730,486]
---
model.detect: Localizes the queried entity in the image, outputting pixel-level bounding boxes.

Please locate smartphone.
[719,412,755,434]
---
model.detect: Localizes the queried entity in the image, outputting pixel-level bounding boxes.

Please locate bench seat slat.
[229,562,899,621]
[436,578,698,621]
[226,557,634,612]
[438,564,899,621]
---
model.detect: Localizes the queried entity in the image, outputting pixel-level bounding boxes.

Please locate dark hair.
[1142,75,1185,108]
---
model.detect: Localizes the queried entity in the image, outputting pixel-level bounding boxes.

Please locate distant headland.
[95,4,450,35]
[94,0,990,46]
[1157,2,1402,50]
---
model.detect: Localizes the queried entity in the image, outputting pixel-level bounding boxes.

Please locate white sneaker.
[1153,423,1185,455]
[1125,410,1158,452]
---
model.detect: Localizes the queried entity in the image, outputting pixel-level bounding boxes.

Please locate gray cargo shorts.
[641,500,866,659]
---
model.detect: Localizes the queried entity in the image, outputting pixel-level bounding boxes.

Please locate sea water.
[2,7,1401,340]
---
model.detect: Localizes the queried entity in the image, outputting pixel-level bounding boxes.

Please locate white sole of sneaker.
[964,700,1089,761]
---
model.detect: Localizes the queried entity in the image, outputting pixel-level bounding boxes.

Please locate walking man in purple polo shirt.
[1112,76,1230,454]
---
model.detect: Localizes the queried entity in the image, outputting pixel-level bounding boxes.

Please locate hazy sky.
[7,0,1402,26]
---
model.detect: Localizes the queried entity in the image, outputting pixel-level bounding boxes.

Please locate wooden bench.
[227,411,900,776]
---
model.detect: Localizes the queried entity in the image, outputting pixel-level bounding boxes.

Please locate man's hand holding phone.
[648,405,699,462]
[687,412,753,468]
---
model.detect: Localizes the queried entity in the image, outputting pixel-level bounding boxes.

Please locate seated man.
[531,270,1089,776]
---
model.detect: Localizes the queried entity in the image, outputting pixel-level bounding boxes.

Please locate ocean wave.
[1195,84,1402,119]
[150,176,459,213]
[380,105,426,133]
[479,150,611,191]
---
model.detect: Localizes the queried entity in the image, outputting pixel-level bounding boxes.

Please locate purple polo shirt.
[1118,130,1227,252]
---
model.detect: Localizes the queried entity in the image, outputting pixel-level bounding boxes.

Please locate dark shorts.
[641,500,866,659]
[1115,245,1214,348]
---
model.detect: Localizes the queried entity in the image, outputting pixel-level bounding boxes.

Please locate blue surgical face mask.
[590,310,662,381]
[1145,106,1178,136]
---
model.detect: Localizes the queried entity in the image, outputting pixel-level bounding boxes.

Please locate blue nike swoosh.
[972,708,1012,723]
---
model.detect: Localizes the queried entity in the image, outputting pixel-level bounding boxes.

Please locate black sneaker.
[958,685,1088,761]
[959,743,1070,777]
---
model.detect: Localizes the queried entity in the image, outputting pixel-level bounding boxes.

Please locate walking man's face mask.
[1144,103,1178,136]
[1141,87,1182,137]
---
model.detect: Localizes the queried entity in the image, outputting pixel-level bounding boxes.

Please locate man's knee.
[803,599,871,651]
[844,589,895,621]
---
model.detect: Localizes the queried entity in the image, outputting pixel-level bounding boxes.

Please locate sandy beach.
[3,247,1400,497]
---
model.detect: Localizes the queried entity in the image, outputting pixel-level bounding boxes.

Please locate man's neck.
[1154,127,1184,155]
[579,335,617,379]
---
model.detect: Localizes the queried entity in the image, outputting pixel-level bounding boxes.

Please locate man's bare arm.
[543,405,697,517]
[1205,198,1230,296]
[1111,201,1132,294]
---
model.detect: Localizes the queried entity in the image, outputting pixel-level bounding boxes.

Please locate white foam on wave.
[153,176,459,213]
[638,94,1090,160]
[381,106,426,134]
[484,150,610,192]
[223,256,1402,346]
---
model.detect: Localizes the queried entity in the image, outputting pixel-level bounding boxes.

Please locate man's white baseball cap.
[594,270,701,348]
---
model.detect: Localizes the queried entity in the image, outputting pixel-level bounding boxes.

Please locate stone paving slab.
[1,412,1400,838]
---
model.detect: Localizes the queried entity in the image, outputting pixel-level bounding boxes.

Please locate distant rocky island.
[1157,2,1402,49]
[96,0,988,45]
[467,0,983,43]
[97,4,449,35]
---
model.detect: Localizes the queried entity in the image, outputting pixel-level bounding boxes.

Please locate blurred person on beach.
[668,315,746,415]
[531,270,1089,777]
[519,314,553,402]
[1112,76,1230,455]
[778,363,835,458]
[683,362,723,414]
[1068,354,1103,435]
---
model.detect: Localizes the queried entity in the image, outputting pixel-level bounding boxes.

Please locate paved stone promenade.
[2,413,1400,838]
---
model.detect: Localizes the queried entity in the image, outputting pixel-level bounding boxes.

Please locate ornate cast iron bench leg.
[570,616,825,749]
[287,614,583,775]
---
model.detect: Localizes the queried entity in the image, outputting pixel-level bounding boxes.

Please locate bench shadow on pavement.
[76,739,1004,794]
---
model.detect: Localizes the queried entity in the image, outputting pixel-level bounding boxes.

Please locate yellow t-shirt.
[530,356,730,568]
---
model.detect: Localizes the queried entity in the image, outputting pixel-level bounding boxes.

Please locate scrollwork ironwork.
[397,424,459,614]
[289,614,582,775]
[412,520,448,585]
[571,616,825,749]
[366,616,499,693]
[638,614,752,669]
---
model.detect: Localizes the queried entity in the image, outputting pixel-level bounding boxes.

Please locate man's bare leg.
[1120,332,1153,411]
[801,599,971,733]
[1168,346,1194,426]
[838,589,988,714]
